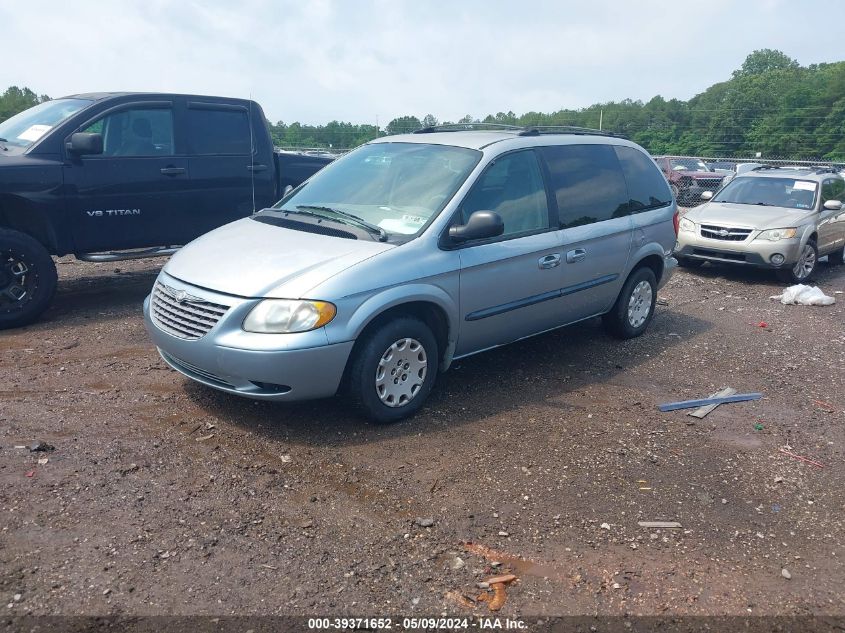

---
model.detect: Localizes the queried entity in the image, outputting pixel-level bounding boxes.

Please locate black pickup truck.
[0,92,333,328]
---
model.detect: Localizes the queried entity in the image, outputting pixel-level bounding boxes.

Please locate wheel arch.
[0,195,60,254]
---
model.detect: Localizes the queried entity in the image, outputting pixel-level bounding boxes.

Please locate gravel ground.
[1,254,844,620]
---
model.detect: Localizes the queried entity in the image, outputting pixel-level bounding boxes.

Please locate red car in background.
[653,156,726,205]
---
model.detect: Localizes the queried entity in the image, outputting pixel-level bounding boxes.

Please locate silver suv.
[143,126,678,422]
[675,167,845,282]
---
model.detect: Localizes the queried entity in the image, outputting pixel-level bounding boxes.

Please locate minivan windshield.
[0,98,92,153]
[713,176,818,210]
[272,142,481,240]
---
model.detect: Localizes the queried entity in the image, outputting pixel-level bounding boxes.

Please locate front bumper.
[674,231,802,268]
[143,272,354,402]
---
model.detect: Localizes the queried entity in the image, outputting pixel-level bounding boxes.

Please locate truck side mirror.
[823,199,842,211]
[448,210,505,243]
[67,132,103,156]
[701,191,714,200]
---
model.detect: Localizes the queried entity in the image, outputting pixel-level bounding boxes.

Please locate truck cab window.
[84,108,174,157]
[187,108,251,155]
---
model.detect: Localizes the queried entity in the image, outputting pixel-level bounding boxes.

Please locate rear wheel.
[777,240,818,283]
[603,267,657,340]
[348,316,439,423]
[0,228,57,330]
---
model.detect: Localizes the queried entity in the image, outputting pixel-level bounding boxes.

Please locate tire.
[603,267,658,340]
[0,228,57,330]
[348,316,439,423]
[677,256,705,269]
[827,244,844,266]
[777,240,818,284]
[670,183,681,204]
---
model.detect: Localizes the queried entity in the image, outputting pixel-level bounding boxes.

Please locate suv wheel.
[778,240,818,283]
[603,267,657,339]
[0,228,58,330]
[348,316,439,423]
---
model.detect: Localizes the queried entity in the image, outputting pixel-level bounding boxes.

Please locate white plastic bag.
[770,284,836,306]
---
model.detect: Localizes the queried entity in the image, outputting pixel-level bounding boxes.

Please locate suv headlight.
[243,299,336,333]
[756,228,797,242]
[679,217,696,233]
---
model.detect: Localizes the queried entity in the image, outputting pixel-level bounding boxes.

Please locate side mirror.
[700,191,714,201]
[448,210,504,243]
[67,132,103,156]
[282,184,294,197]
[823,199,842,211]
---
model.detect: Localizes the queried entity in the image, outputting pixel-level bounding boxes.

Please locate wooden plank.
[688,387,737,418]
[658,393,762,412]
[638,521,682,529]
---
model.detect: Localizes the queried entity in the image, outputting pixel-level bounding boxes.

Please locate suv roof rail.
[751,165,782,171]
[812,166,841,175]
[518,125,624,138]
[413,123,523,134]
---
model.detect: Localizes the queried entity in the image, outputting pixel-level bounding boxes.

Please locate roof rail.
[413,123,523,134]
[751,165,782,171]
[518,125,623,138]
[812,166,841,175]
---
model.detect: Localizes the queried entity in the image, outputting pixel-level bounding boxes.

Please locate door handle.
[566,248,587,263]
[160,167,186,176]
[538,253,561,269]
[247,164,268,172]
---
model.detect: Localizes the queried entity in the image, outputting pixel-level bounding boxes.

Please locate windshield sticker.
[17,124,52,142]
[401,214,425,225]
[793,181,816,191]
[378,218,420,235]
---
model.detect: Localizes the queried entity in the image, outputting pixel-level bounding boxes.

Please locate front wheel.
[603,267,657,340]
[0,228,58,330]
[348,316,439,423]
[777,241,818,283]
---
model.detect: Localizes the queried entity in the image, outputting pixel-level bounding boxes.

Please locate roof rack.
[812,166,840,175]
[752,165,782,171]
[413,123,523,134]
[518,125,623,138]
[411,123,623,138]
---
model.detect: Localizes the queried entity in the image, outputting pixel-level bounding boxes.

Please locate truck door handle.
[538,253,561,269]
[160,167,186,176]
[566,248,587,263]
[247,164,268,172]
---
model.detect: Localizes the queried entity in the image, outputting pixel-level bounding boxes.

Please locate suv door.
[818,178,845,254]
[67,101,190,252]
[183,102,275,243]
[538,143,633,324]
[453,149,566,357]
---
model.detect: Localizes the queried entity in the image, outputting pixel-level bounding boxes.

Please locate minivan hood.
[164,217,394,299]
[685,202,812,229]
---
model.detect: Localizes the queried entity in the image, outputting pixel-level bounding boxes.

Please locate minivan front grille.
[151,282,229,340]
[695,178,723,190]
[700,225,752,242]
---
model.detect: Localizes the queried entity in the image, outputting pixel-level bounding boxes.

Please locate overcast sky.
[2,0,844,126]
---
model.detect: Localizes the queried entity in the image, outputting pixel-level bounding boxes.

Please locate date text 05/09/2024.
[307,617,528,630]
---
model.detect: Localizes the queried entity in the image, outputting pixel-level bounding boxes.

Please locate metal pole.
[599,109,603,131]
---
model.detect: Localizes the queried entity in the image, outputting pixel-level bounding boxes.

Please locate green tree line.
[3,50,844,159]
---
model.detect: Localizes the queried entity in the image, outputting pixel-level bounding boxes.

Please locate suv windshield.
[273,142,481,239]
[670,158,710,172]
[0,98,92,152]
[713,176,818,210]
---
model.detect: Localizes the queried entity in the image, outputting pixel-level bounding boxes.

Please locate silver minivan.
[143,127,678,422]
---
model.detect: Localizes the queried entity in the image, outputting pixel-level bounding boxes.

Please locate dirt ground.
[1,252,844,621]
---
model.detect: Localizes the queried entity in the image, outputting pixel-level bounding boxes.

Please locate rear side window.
[539,144,628,228]
[614,146,672,212]
[187,107,251,155]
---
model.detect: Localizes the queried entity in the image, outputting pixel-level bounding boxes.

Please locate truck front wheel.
[0,228,57,329]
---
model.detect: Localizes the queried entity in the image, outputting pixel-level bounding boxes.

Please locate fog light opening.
[770,253,785,266]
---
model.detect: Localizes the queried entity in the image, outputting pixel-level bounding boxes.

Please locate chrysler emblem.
[175,290,189,303]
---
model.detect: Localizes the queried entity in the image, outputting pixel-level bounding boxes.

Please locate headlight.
[756,228,797,241]
[243,299,336,333]
[679,217,696,233]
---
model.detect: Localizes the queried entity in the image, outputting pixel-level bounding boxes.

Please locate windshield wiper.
[754,202,773,206]
[295,205,388,242]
